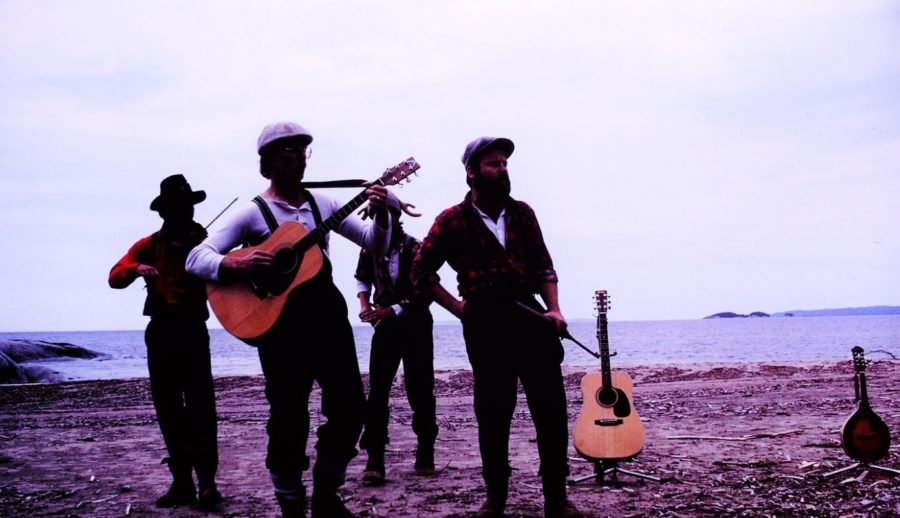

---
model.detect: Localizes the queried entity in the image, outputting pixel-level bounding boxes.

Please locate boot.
[155,458,196,508]
[198,483,223,510]
[312,458,353,517]
[475,483,507,518]
[275,488,307,518]
[196,463,222,510]
[475,498,506,518]
[544,498,583,518]
[310,491,354,518]
[413,443,435,475]
[543,481,582,518]
[361,449,385,486]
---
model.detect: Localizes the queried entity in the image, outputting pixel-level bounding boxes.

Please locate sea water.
[3,315,898,382]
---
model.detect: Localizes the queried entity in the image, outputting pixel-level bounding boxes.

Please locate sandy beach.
[1,361,898,517]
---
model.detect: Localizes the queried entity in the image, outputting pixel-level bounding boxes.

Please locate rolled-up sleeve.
[411,218,446,292]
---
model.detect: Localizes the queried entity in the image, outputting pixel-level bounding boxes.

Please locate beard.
[472,170,511,199]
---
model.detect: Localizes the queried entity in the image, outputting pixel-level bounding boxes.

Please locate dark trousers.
[461,293,570,496]
[360,310,438,452]
[256,275,365,494]
[145,316,218,485]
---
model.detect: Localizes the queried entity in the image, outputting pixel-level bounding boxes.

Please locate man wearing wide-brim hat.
[109,174,222,510]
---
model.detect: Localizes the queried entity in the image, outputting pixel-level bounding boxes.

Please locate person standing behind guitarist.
[186,122,392,518]
[355,192,448,485]
[108,174,222,510]
[411,137,582,518]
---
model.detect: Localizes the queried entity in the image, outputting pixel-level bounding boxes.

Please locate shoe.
[545,498,583,518]
[361,451,385,486]
[275,490,307,518]
[475,496,506,518]
[311,492,354,518]
[413,444,435,475]
[198,485,223,509]
[155,480,197,508]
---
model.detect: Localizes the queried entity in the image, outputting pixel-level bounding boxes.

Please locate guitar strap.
[251,196,279,234]
[303,190,327,252]
[251,193,328,253]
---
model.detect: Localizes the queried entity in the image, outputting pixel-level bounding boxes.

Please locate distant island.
[704,305,900,319]
[704,311,770,319]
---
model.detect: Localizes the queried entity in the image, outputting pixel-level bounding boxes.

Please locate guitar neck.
[851,346,872,408]
[597,312,613,388]
[857,372,870,407]
[294,182,381,253]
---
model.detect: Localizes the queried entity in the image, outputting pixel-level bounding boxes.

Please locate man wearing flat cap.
[109,174,222,510]
[412,137,582,518]
[187,121,392,517]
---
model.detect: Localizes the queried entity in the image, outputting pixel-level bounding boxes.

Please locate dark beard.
[472,171,511,200]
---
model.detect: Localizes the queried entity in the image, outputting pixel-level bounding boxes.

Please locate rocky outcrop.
[0,339,101,384]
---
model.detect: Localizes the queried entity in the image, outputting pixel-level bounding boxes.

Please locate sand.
[1,360,898,517]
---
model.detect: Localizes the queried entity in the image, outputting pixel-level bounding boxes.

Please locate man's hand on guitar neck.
[364,184,390,229]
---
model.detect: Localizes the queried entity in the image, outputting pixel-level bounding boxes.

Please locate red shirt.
[109,222,209,320]
[412,193,558,299]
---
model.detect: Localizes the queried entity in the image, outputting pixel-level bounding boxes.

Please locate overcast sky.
[1,1,897,332]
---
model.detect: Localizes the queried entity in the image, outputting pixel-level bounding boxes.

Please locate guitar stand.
[822,461,900,478]
[568,460,662,486]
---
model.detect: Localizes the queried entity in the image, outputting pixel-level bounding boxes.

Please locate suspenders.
[251,191,328,252]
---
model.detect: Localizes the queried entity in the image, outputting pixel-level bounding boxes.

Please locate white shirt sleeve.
[185,192,391,282]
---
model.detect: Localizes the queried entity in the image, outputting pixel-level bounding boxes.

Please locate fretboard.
[292,182,381,253]
[597,312,613,389]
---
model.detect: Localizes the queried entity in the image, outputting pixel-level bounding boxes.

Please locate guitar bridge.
[595,418,624,427]
[248,278,268,299]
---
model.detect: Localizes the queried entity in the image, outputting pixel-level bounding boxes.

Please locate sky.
[1,1,898,332]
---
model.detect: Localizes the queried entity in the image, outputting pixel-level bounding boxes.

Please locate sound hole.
[596,387,618,407]
[272,247,299,274]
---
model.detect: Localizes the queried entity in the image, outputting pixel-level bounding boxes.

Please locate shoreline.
[12,357,895,387]
[2,361,899,516]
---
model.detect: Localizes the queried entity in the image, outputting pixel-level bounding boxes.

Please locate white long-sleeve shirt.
[186,192,390,282]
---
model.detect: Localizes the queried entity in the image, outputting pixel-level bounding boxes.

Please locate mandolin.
[840,346,891,464]
[207,158,421,342]
[573,290,645,460]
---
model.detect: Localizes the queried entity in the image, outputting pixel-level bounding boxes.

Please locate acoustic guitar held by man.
[187,122,393,518]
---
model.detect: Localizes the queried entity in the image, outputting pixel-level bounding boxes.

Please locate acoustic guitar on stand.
[840,346,891,464]
[573,290,645,460]
[207,158,421,342]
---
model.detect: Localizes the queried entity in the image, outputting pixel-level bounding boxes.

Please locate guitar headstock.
[377,157,421,187]
[851,346,867,374]
[594,290,611,314]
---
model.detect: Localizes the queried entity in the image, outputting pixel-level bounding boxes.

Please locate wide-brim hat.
[150,174,206,211]
[461,136,515,168]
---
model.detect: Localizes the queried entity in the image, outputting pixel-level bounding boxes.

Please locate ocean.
[3,315,898,382]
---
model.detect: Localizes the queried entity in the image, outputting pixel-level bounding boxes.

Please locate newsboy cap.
[257,121,314,155]
[461,136,515,168]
